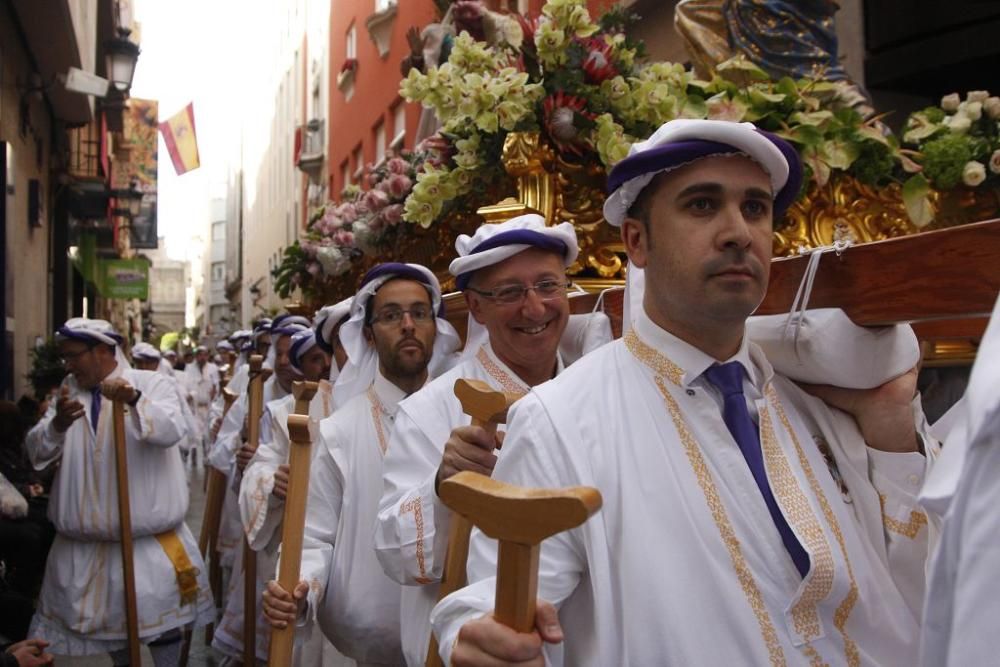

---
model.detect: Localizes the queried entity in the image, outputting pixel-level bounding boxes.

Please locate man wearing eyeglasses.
[25,318,214,664]
[261,263,461,665]
[373,216,581,665]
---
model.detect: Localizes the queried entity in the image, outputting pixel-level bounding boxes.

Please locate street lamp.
[104,27,140,94]
[111,181,143,219]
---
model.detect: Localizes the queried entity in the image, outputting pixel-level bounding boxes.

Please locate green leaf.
[821,139,860,170]
[790,110,834,127]
[901,174,934,227]
[716,56,769,87]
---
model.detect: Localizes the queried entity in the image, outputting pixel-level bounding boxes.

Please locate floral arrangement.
[274,0,999,300]
[899,90,1000,225]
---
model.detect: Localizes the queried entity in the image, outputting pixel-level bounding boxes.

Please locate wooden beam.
[756,219,1000,325]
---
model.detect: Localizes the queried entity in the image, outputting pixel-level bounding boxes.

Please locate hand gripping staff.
[267,381,319,667]
[106,385,142,666]
[197,387,238,645]
[243,355,271,665]
[438,472,602,644]
[426,379,522,667]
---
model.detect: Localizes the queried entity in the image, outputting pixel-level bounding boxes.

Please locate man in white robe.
[262,263,461,666]
[131,342,200,456]
[212,314,310,662]
[375,217,583,665]
[434,119,936,666]
[185,345,220,458]
[25,318,213,665]
[237,321,352,667]
[208,319,283,581]
[918,294,1000,666]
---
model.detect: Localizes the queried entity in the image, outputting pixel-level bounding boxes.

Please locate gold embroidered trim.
[401,496,432,584]
[625,330,785,665]
[476,346,529,394]
[367,385,390,456]
[768,386,860,667]
[879,494,928,539]
[650,373,786,667]
[759,403,835,645]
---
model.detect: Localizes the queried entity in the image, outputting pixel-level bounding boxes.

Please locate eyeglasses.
[58,347,94,364]
[467,279,571,305]
[369,305,434,326]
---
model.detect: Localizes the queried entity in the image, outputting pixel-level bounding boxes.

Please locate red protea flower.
[543,91,595,156]
[580,38,617,84]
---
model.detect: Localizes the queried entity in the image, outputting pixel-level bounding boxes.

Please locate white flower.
[964,101,983,120]
[989,149,1000,175]
[947,113,972,133]
[941,93,961,112]
[315,246,350,276]
[985,97,1000,119]
[967,90,990,103]
[962,161,987,187]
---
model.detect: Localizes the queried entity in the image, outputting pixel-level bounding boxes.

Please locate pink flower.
[333,229,355,246]
[336,203,358,223]
[581,39,617,84]
[381,203,404,226]
[306,262,321,276]
[363,188,390,212]
[386,174,413,199]
[386,157,410,175]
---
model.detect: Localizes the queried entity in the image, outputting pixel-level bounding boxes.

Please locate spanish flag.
[159,102,200,175]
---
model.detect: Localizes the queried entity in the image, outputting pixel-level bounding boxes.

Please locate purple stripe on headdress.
[290,332,316,370]
[272,324,309,338]
[360,263,432,289]
[606,140,741,194]
[455,230,568,290]
[55,326,123,346]
[314,312,350,354]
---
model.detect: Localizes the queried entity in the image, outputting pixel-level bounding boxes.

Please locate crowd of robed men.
[14,118,1000,667]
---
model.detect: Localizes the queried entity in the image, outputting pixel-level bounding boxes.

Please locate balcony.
[295,118,325,183]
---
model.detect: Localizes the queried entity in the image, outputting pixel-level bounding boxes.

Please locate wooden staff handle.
[109,396,142,666]
[439,471,602,633]
[426,380,521,667]
[244,355,267,666]
[267,381,319,667]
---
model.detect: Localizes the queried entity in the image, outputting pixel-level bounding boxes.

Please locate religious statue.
[675,0,875,117]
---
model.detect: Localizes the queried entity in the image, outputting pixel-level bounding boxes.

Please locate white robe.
[433,312,936,666]
[216,381,351,666]
[300,370,409,665]
[919,295,1000,666]
[25,364,214,654]
[186,361,220,447]
[377,342,549,666]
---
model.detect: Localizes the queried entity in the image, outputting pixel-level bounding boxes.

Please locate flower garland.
[274,0,1000,301]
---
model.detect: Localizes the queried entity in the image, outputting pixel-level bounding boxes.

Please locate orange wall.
[328,0,439,197]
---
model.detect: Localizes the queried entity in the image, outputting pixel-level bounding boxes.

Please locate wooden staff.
[438,471,601,633]
[243,355,269,666]
[106,387,142,666]
[197,387,238,645]
[426,379,522,667]
[267,381,319,667]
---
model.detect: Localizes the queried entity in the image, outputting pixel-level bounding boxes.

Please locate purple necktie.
[90,387,102,433]
[704,362,810,577]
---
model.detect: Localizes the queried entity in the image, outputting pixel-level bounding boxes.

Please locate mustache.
[703,250,763,279]
[395,337,426,353]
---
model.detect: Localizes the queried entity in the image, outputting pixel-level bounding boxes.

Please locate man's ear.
[621,217,650,269]
[464,290,487,325]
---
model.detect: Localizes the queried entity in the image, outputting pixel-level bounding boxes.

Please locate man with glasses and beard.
[262,263,461,666]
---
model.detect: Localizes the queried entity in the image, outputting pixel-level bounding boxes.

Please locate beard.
[381,339,430,379]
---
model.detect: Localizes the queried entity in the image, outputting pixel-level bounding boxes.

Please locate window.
[340,159,351,189]
[212,221,225,241]
[346,23,357,60]
[374,121,386,165]
[352,144,364,182]
[391,103,406,150]
[211,262,225,282]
